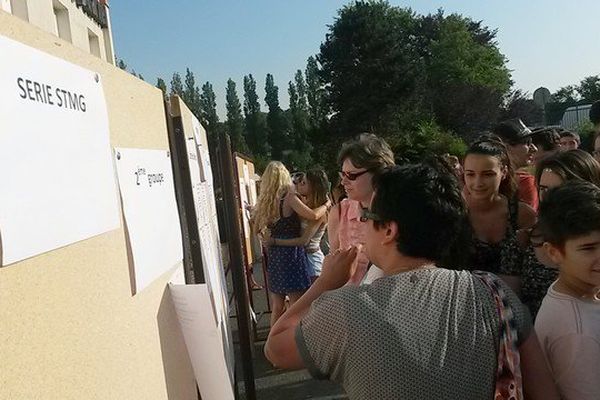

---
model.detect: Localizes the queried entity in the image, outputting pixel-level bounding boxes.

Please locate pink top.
[338,199,370,284]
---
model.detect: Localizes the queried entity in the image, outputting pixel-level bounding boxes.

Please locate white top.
[535,282,600,400]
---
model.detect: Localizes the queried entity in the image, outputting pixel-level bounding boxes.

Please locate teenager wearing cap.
[493,118,539,210]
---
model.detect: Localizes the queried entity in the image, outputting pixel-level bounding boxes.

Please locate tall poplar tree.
[243,74,269,157]
[265,74,288,160]
[199,81,219,142]
[170,72,184,97]
[226,79,249,154]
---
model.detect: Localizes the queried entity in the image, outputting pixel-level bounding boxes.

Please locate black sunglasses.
[339,169,372,181]
[360,208,381,222]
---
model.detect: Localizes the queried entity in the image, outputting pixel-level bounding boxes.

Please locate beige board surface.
[0,10,196,400]
[235,156,256,266]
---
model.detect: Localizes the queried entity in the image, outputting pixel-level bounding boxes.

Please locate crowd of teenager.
[249,100,600,399]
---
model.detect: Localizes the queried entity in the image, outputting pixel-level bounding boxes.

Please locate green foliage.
[170,72,184,97]
[500,90,543,126]
[243,74,270,157]
[317,2,512,140]
[225,79,250,154]
[387,120,467,163]
[577,120,596,150]
[117,58,127,70]
[546,75,600,124]
[578,76,600,102]
[319,1,423,136]
[156,78,167,98]
[199,82,219,142]
[183,68,202,119]
[551,85,579,103]
[265,74,289,160]
[427,15,510,93]
[305,56,327,130]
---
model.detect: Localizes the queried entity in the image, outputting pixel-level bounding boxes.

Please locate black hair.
[538,180,600,247]
[370,160,470,267]
[590,100,600,125]
[531,127,561,152]
[465,135,517,199]
[558,129,580,144]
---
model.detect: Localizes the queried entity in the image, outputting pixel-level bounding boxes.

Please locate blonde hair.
[251,161,292,234]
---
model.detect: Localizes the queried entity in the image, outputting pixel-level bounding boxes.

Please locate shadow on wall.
[157,285,198,400]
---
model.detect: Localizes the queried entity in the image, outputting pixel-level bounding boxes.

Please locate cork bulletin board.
[0,11,197,400]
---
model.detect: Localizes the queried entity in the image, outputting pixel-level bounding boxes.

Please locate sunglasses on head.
[339,169,372,181]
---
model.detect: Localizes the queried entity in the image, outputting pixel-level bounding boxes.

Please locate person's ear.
[501,164,508,180]
[544,242,564,265]
[381,221,399,246]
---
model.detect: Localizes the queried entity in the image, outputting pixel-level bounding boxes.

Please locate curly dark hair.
[371,160,470,267]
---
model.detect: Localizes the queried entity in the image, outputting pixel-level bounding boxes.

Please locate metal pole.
[218,133,257,400]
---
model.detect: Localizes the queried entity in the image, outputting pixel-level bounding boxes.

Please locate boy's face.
[546,230,600,289]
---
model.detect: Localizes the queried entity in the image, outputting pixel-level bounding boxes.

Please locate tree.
[424,13,511,136]
[578,75,600,102]
[500,90,544,126]
[199,82,219,142]
[287,78,312,170]
[156,78,168,99]
[183,68,201,118]
[305,56,326,129]
[551,85,578,103]
[265,74,289,160]
[243,74,269,157]
[117,58,127,70]
[170,72,184,97]
[294,70,308,114]
[225,79,249,154]
[316,2,512,142]
[318,1,424,136]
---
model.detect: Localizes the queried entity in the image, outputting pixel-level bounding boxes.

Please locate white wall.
[3,0,114,64]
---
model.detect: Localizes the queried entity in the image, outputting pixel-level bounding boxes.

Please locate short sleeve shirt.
[295,268,532,400]
[535,283,600,400]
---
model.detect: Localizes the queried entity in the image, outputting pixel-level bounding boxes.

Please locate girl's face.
[297,177,311,197]
[538,169,564,202]
[463,154,506,200]
[340,158,374,204]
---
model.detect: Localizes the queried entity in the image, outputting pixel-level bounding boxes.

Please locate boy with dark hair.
[558,129,580,150]
[536,180,600,400]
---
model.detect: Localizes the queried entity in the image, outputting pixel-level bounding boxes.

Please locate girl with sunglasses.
[251,161,330,327]
[327,133,395,284]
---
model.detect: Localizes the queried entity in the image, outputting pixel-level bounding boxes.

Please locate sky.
[110,0,600,119]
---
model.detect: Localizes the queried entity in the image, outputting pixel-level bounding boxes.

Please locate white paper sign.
[0,35,120,266]
[114,147,183,294]
[169,283,235,400]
